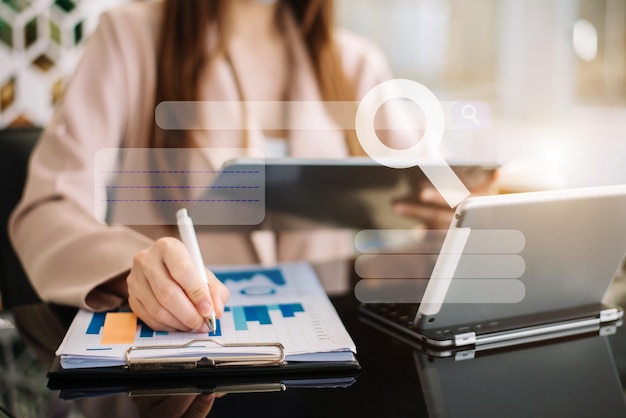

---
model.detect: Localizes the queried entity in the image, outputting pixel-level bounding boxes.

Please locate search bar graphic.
[155,100,492,131]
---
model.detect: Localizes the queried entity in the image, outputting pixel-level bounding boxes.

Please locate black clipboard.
[48,337,360,388]
[47,354,360,399]
[49,263,361,398]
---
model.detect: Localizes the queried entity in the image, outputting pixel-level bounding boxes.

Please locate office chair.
[0,127,42,309]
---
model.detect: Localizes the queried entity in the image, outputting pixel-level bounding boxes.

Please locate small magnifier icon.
[461,104,480,126]
[452,101,491,129]
[355,79,470,208]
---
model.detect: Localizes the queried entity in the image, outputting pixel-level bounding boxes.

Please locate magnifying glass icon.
[461,104,480,126]
[355,79,470,208]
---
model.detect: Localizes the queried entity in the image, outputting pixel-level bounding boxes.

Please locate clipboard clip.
[125,338,286,371]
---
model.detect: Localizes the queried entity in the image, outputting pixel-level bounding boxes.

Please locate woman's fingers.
[393,200,454,230]
[128,290,183,332]
[395,169,499,229]
[154,238,212,329]
[127,237,223,332]
[207,270,229,318]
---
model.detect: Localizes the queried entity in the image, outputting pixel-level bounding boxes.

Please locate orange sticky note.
[101,312,138,345]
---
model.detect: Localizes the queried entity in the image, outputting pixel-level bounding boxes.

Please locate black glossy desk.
[5,289,626,418]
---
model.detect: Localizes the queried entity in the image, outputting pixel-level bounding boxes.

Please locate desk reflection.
[132,394,216,418]
[414,330,626,418]
[7,263,626,418]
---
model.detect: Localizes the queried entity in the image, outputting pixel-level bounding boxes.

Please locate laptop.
[359,184,626,350]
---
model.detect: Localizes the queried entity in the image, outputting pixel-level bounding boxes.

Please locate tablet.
[214,157,499,230]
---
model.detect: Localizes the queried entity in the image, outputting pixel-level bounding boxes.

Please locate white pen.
[176,208,216,333]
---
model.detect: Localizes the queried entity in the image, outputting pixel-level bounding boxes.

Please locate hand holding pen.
[126,211,230,333]
[176,208,216,332]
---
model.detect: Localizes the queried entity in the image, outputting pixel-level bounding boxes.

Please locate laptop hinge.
[599,323,618,337]
[454,350,476,361]
[600,308,619,323]
[454,332,476,346]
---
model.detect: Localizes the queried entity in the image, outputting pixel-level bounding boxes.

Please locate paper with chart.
[56,263,356,369]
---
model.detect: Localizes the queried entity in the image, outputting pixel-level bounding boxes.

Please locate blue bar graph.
[225,304,305,331]
[139,320,153,338]
[244,306,272,325]
[279,303,305,318]
[86,302,303,338]
[138,319,222,338]
[231,306,247,331]
[86,312,107,335]
[86,311,224,340]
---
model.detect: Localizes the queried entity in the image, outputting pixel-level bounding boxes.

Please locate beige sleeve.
[8,12,153,311]
[333,28,394,100]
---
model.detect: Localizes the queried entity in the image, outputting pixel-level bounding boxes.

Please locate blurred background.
[1,0,625,190]
[338,0,626,191]
[1,2,625,414]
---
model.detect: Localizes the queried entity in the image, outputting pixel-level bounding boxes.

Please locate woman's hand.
[133,393,218,418]
[393,169,499,230]
[127,237,230,332]
[393,187,457,230]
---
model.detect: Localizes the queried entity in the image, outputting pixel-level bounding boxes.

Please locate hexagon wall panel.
[0,0,128,128]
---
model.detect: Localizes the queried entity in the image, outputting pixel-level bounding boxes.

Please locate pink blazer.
[9,1,394,310]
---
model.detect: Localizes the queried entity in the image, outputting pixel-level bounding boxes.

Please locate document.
[55,263,357,370]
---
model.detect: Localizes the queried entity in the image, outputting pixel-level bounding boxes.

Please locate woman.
[10,0,474,332]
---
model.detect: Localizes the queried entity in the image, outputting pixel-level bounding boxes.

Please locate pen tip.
[206,317,216,333]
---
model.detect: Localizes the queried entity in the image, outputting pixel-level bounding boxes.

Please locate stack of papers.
[56,263,357,369]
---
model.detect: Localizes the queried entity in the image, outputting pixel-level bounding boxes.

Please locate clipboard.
[50,321,359,380]
[48,336,360,396]
[50,263,360,387]
[48,352,359,400]
[48,343,360,400]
